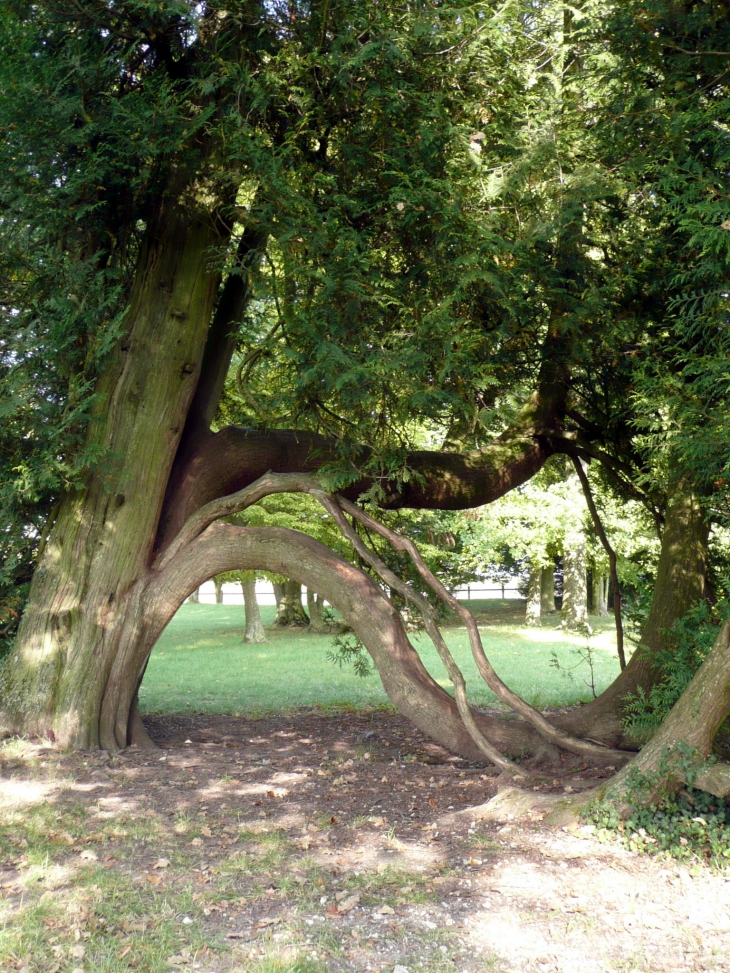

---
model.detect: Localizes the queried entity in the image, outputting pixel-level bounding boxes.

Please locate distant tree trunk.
[242,579,267,643]
[188,587,200,604]
[273,582,285,612]
[214,577,224,604]
[562,529,590,633]
[592,571,609,616]
[307,588,329,633]
[275,579,310,627]
[525,564,542,627]
[540,566,555,614]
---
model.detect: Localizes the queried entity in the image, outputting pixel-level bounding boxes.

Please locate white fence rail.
[192,580,523,605]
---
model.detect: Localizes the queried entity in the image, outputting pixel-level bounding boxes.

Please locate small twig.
[571,457,626,671]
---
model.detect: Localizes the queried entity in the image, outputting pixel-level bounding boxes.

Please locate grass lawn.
[140,599,624,716]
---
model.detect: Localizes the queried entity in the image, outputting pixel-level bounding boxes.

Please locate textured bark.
[0,197,226,748]
[306,589,329,634]
[540,566,555,614]
[242,579,267,643]
[525,564,542,627]
[157,404,560,553]
[592,619,730,811]
[275,580,309,627]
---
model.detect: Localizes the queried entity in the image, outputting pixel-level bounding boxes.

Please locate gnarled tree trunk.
[0,197,227,749]
[552,470,709,749]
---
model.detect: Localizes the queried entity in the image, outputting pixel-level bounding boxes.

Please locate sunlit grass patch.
[141,602,623,716]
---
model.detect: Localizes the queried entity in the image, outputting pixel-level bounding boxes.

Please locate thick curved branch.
[156,426,553,551]
[338,497,627,761]
[159,469,626,762]
[318,493,523,773]
[141,524,554,762]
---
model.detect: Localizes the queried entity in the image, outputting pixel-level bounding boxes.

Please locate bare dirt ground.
[2,710,730,973]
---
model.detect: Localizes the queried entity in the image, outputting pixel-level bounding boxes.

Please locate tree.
[241,574,267,644]
[4,0,730,819]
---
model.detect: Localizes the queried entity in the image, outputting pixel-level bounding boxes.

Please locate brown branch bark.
[336,497,626,761]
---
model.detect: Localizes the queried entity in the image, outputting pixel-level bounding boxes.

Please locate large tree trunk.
[274,580,309,627]
[242,579,267,643]
[525,564,542,627]
[0,198,226,749]
[596,618,730,811]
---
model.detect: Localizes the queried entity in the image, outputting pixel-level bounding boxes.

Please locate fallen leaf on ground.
[377,904,395,915]
[153,858,170,869]
[338,893,360,913]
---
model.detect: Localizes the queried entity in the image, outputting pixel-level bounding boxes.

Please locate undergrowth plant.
[622,600,730,738]
[588,787,730,869]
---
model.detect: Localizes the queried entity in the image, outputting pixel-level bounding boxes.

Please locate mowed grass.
[140,600,624,715]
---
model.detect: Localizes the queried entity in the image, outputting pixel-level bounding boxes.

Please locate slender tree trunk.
[214,578,224,604]
[307,588,329,633]
[592,571,609,616]
[188,587,200,604]
[525,564,542,627]
[274,580,309,627]
[242,579,267,643]
[540,565,555,614]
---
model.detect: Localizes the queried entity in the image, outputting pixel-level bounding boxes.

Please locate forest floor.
[2,710,730,973]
